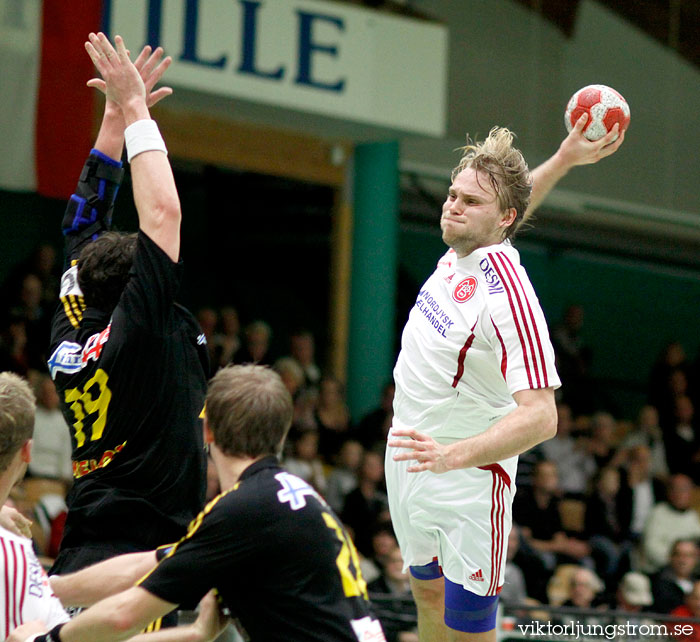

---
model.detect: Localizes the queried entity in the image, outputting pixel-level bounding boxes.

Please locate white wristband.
[124,119,168,163]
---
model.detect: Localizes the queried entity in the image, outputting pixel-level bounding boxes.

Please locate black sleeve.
[61,149,124,265]
[116,231,183,337]
[138,495,240,608]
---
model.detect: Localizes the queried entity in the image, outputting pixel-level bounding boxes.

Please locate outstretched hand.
[85,33,146,109]
[388,428,452,474]
[192,590,230,642]
[87,42,173,108]
[558,113,626,168]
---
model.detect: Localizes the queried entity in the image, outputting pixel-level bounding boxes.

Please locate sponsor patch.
[452,277,477,303]
[48,342,84,378]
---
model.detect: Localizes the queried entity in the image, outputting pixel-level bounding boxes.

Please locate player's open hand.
[85,33,146,109]
[388,428,451,474]
[191,589,230,642]
[7,620,47,642]
[558,113,625,168]
[87,43,173,108]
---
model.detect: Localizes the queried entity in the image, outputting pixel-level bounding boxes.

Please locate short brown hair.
[452,127,532,240]
[78,232,137,313]
[0,372,35,472]
[206,365,293,458]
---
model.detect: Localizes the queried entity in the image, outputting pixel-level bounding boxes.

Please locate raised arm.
[522,113,626,225]
[85,32,181,262]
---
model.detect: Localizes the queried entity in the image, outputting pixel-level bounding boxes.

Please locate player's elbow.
[539,402,558,441]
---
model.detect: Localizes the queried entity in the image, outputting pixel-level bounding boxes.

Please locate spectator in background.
[584,466,632,584]
[670,580,700,642]
[664,395,697,476]
[561,567,606,609]
[315,376,351,461]
[649,341,690,427]
[236,320,274,366]
[619,405,668,480]
[273,357,306,400]
[325,439,363,514]
[282,428,327,494]
[289,329,321,391]
[614,572,653,614]
[341,450,390,558]
[0,314,42,376]
[27,374,72,484]
[513,461,591,574]
[552,304,594,414]
[368,545,418,642]
[588,411,625,470]
[639,474,700,573]
[620,445,666,542]
[500,524,530,607]
[652,539,700,614]
[211,305,241,370]
[353,381,395,452]
[540,402,597,498]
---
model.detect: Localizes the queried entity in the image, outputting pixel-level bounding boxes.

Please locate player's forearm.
[522,149,572,224]
[93,103,126,161]
[50,551,158,607]
[444,390,557,470]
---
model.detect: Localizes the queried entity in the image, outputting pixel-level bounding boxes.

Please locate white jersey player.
[0,526,68,638]
[387,120,625,642]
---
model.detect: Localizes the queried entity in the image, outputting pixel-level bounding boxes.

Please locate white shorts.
[385,444,517,597]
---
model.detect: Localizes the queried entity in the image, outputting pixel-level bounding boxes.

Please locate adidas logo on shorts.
[468,569,484,582]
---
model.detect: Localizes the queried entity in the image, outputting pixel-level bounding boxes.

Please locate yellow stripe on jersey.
[61,296,80,328]
[136,484,241,585]
[143,617,163,633]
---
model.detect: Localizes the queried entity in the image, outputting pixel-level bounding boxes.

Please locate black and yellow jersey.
[139,457,386,642]
[48,149,208,573]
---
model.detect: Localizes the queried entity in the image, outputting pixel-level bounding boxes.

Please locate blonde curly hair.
[452,127,532,240]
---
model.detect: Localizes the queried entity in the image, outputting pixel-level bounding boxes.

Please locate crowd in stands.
[3,246,700,641]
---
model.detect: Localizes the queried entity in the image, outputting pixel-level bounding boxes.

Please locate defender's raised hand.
[85,33,146,115]
[88,43,173,108]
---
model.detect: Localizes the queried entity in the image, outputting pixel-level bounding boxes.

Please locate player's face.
[440,168,515,257]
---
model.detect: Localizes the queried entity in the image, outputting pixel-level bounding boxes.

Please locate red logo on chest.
[452,277,477,303]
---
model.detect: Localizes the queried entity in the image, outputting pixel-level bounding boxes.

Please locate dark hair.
[78,232,137,313]
[0,372,35,472]
[206,364,293,458]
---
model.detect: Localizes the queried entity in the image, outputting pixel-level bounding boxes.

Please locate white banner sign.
[105,0,447,136]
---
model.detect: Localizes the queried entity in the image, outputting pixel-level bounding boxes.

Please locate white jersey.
[0,526,68,638]
[393,242,560,444]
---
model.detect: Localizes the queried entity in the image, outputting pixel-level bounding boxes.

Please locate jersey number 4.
[323,512,368,599]
[64,368,112,448]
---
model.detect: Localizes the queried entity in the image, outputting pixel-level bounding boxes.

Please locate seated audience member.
[368,545,418,642]
[670,580,700,642]
[235,320,274,366]
[615,571,653,612]
[540,402,597,498]
[619,445,666,541]
[353,382,395,452]
[315,376,351,461]
[652,539,700,614]
[619,405,669,479]
[288,329,321,391]
[500,524,530,607]
[282,428,326,494]
[273,357,306,400]
[665,395,698,477]
[561,567,606,610]
[210,305,241,370]
[513,461,591,574]
[325,439,363,514]
[584,466,633,583]
[588,411,625,470]
[341,450,390,558]
[639,474,700,573]
[27,375,72,483]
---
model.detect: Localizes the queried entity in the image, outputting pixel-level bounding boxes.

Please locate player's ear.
[203,417,214,445]
[20,439,32,463]
[501,207,517,227]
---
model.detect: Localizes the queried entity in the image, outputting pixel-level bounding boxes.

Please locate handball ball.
[564,84,630,141]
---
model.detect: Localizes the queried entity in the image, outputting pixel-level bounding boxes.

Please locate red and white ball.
[564,84,630,141]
